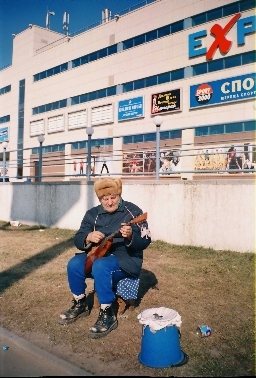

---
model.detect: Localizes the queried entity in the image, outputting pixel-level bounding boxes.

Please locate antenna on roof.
[102,8,111,23]
[46,10,55,29]
[63,12,69,35]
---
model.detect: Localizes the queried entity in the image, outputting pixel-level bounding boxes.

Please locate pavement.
[0,326,93,377]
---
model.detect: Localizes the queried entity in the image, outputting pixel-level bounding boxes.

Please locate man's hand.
[86,231,105,244]
[120,223,132,241]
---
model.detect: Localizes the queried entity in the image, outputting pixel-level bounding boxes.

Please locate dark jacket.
[74,200,151,277]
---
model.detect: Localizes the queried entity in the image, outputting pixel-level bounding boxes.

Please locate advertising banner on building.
[0,126,8,143]
[190,73,256,109]
[118,96,144,121]
[151,89,181,114]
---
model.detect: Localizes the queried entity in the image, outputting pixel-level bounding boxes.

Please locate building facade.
[0,0,255,181]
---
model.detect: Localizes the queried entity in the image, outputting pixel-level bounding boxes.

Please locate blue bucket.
[138,324,188,368]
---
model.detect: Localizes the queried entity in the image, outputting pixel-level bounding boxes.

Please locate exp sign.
[190,73,256,108]
[188,14,256,59]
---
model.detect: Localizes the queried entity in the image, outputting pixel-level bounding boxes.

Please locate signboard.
[0,126,8,143]
[118,96,144,121]
[190,73,256,109]
[188,14,256,60]
[151,89,181,115]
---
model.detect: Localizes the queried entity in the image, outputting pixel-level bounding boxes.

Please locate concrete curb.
[0,326,93,376]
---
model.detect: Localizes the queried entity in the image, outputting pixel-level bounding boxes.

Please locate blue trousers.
[67,253,130,304]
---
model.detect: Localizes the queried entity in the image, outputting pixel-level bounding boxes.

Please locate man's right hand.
[86,231,105,245]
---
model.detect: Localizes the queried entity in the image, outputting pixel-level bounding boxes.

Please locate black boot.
[88,305,118,339]
[58,296,89,325]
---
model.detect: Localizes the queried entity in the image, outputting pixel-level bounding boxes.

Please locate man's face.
[100,195,120,213]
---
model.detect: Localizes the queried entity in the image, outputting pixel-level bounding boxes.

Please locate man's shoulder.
[123,200,143,214]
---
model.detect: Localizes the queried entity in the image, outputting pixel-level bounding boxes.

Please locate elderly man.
[58,177,151,339]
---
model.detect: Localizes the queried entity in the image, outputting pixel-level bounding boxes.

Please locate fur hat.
[94,177,122,199]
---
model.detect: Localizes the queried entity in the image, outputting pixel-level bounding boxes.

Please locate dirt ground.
[0,223,255,376]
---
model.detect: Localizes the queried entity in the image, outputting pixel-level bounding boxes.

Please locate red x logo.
[206,13,241,60]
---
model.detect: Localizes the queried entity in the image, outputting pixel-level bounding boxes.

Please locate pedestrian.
[58,177,151,339]
[100,157,109,174]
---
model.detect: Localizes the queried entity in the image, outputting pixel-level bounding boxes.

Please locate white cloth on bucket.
[137,307,182,333]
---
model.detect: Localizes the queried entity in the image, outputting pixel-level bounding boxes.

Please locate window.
[244,120,255,131]
[0,115,10,123]
[134,134,143,143]
[146,30,157,42]
[242,51,256,65]
[207,8,222,22]
[123,136,133,144]
[72,58,80,68]
[144,133,156,142]
[88,91,97,101]
[171,21,183,33]
[107,86,116,96]
[225,55,241,69]
[123,38,133,50]
[170,130,182,139]
[208,59,223,72]
[80,93,88,103]
[223,2,239,17]
[225,123,243,133]
[123,82,133,92]
[193,63,207,76]
[134,79,145,90]
[160,131,169,140]
[134,34,145,46]
[108,44,117,55]
[98,48,107,58]
[209,125,224,135]
[158,72,170,84]
[89,52,98,62]
[192,13,206,26]
[158,25,170,38]
[171,68,184,81]
[98,89,106,99]
[80,55,88,65]
[240,0,255,12]
[145,76,157,87]
[195,126,209,136]
[71,96,80,105]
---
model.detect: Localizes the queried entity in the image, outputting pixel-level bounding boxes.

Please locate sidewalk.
[0,326,93,377]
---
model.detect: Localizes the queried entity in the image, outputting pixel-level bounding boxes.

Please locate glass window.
[80,93,88,103]
[225,54,241,69]
[123,136,133,144]
[171,68,184,81]
[144,133,156,142]
[123,82,133,93]
[134,34,145,46]
[47,68,54,77]
[61,63,68,72]
[134,134,143,143]
[33,107,39,115]
[225,122,243,133]
[45,103,52,112]
[123,38,133,50]
[195,126,209,136]
[89,52,98,62]
[134,79,145,90]
[80,55,88,65]
[39,71,46,80]
[171,20,183,33]
[72,58,80,68]
[98,48,107,58]
[52,102,58,110]
[207,8,222,22]
[193,63,207,76]
[59,99,67,108]
[39,105,45,113]
[71,142,79,150]
[209,125,224,135]
[242,51,256,65]
[107,86,116,96]
[71,96,79,105]
[146,30,157,42]
[145,75,157,87]
[108,44,117,55]
[158,25,170,38]
[88,91,97,101]
[158,72,170,84]
[192,13,206,26]
[244,120,255,131]
[53,65,61,74]
[105,138,113,146]
[240,0,256,11]
[34,74,39,82]
[223,2,239,17]
[98,89,106,99]
[170,129,182,139]
[208,58,223,72]
[160,131,169,140]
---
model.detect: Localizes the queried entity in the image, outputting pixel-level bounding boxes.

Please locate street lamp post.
[153,115,163,180]
[37,135,45,182]
[2,141,8,183]
[86,126,94,182]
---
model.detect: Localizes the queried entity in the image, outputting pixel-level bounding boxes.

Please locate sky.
[0,0,146,69]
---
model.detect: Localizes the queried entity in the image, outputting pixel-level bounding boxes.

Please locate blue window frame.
[123,82,133,92]
[145,75,157,87]
[195,126,209,136]
[80,55,88,65]
[98,48,107,58]
[223,2,239,17]
[209,125,224,135]
[134,79,145,90]
[225,55,241,69]
[107,86,116,96]
[123,136,133,144]
[207,8,222,22]
[80,93,88,103]
[144,133,156,142]
[170,129,182,139]
[134,34,145,46]
[242,51,256,65]
[71,96,80,105]
[171,68,184,81]
[158,72,170,84]
[158,25,170,38]
[240,0,255,11]
[146,30,157,42]
[225,123,243,133]
[123,38,133,50]
[88,91,97,101]
[134,134,143,143]
[108,44,117,55]
[98,89,106,99]
[208,58,223,72]
[171,20,183,33]
[89,52,98,62]
[244,120,255,131]
[192,13,207,27]
[193,63,207,76]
